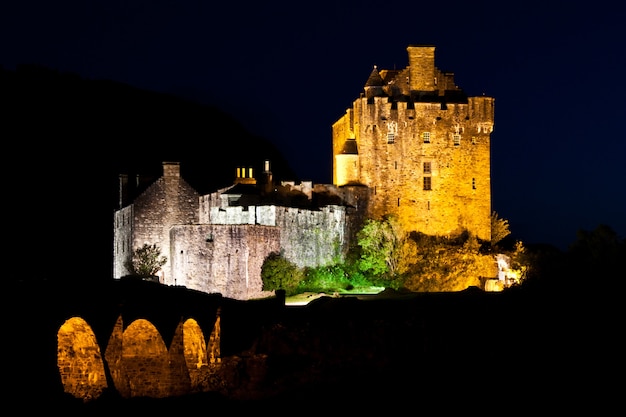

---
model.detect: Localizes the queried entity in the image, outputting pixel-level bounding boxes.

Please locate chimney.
[162,161,180,178]
[235,165,256,185]
[407,45,436,91]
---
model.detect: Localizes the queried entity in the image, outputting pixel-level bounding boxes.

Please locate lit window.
[453,134,461,146]
[423,162,431,174]
[423,177,432,190]
[387,121,397,143]
[422,132,431,143]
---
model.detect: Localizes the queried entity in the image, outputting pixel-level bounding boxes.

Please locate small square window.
[387,133,395,144]
[423,177,432,190]
[422,132,431,143]
[453,134,461,146]
[423,162,431,174]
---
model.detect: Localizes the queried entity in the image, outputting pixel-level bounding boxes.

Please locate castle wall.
[198,185,237,224]
[198,203,349,269]
[169,224,280,300]
[276,205,348,268]
[332,185,371,250]
[200,204,278,226]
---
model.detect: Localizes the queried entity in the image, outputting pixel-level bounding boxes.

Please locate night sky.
[2,0,625,251]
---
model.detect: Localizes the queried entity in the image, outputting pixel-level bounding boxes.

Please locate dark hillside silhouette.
[2,65,295,282]
[2,64,296,194]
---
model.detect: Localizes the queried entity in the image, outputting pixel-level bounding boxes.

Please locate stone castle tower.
[332,45,494,241]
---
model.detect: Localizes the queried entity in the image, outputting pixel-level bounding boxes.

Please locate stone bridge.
[10,278,283,404]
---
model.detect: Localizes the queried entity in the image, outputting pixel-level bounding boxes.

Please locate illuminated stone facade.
[333,45,494,241]
[113,162,357,300]
[113,46,494,299]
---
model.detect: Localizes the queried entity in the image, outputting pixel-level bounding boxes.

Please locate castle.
[113,45,495,299]
[113,162,364,299]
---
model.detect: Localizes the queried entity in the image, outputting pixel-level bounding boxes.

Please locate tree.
[403,233,496,292]
[261,252,304,296]
[356,214,410,282]
[126,243,167,279]
[491,211,511,247]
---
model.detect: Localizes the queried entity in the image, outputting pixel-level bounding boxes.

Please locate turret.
[364,65,385,99]
[335,138,359,186]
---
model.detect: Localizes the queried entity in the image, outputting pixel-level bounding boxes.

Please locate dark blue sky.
[2,0,624,250]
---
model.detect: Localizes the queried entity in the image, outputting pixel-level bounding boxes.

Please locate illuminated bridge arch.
[118,318,170,399]
[56,317,108,402]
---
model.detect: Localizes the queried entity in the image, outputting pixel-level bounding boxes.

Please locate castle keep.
[333,45,494,241]
[113,45,494,299]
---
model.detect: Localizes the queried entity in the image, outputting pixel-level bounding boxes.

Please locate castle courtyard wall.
[169,224,280,300]
[275,205,349,268]
[198,203,349,269]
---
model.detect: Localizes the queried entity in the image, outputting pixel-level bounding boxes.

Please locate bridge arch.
[56,316,108,402]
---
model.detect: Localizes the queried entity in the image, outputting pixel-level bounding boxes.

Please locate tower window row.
[382,131,475,146]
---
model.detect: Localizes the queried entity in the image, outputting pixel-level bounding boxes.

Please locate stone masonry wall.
[276,205,349,268]
[169,224,280,300]
[198,203,349,269]
[353,97,493,240]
